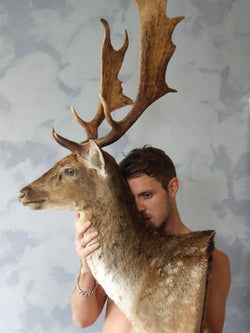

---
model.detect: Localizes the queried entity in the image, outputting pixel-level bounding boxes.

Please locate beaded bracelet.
[76,276,97,296]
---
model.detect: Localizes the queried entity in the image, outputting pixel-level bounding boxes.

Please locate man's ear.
[81,140,106,176]
[167,177,179,198]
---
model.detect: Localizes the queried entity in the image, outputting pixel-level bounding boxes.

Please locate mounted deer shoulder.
[18,1,214,332]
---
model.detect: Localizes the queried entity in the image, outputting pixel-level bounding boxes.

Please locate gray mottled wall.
[0,0,249,332]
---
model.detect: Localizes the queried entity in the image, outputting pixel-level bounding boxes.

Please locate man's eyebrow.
[138,190,153,196]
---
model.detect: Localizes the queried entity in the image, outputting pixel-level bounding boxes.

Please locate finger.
[78,242,100,269]
[76,240,100,261]
[75,228,98,248]
[79,230,99,247]
[75,212,80,223]
[74,213,84,229]
[84,242,100,256]
[75,221,92,240]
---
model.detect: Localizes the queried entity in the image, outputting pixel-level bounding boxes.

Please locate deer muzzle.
[18,188,46,210]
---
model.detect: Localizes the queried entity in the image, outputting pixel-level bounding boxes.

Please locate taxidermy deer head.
[18,0,184,216]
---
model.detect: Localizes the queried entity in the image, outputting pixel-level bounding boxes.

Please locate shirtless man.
[70,146,231,333]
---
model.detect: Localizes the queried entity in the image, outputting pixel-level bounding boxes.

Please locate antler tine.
[52,127,80,152]
[69,18,133,143]
[93,0,184,147]
[71,106,97,140]
[100,18,133,111]
[51,127,90,154]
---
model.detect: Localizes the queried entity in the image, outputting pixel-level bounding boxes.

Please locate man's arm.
[71,269,107,327]
[71,215,107,327]
[203,248,231,333]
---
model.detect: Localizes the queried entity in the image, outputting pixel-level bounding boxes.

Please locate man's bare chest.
[102,299,136,333]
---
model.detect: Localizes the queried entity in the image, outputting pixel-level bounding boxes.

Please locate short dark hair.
[119,146,176,191]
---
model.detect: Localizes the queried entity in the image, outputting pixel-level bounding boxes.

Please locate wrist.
[76,276,97,297]
[80,263,92,276]
[78,267,96,291]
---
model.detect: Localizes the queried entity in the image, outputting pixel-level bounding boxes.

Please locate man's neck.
[160,208,191,236]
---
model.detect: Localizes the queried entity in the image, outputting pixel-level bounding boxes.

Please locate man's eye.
[144,193,152,199]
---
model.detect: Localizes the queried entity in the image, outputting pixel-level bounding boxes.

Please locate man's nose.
[135,198,145,212]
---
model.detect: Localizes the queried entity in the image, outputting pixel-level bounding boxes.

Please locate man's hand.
[71,214,106,328]
[74,213,100,273]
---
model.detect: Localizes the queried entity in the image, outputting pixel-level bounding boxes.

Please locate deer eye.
[64,168,77,177]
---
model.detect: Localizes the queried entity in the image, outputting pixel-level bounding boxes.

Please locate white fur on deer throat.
[87,253,135,317]
[78,212,135,315]
[78,213,134,314]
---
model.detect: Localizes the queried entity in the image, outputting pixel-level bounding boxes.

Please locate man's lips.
[142,213,152,222]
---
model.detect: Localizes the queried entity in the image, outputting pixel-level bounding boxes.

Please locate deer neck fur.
[76,148,148,317]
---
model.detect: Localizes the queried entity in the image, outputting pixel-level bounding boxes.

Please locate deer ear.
[83,140,106,175]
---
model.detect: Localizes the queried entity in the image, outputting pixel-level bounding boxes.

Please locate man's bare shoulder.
[210,247,231,292]
[212,248,230,277]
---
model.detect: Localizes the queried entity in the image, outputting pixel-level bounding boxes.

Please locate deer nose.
[18,191,25,202]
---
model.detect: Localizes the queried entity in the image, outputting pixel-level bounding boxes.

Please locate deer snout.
[18,187,47,210]
[18,191,25,202]
[18,189,29,203]
[18,187,32,203]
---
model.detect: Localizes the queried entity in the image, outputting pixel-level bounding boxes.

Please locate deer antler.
[71,18,133,141]
[52,0,184,151]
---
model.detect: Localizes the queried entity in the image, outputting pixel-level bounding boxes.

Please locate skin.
[71,174,231,333]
